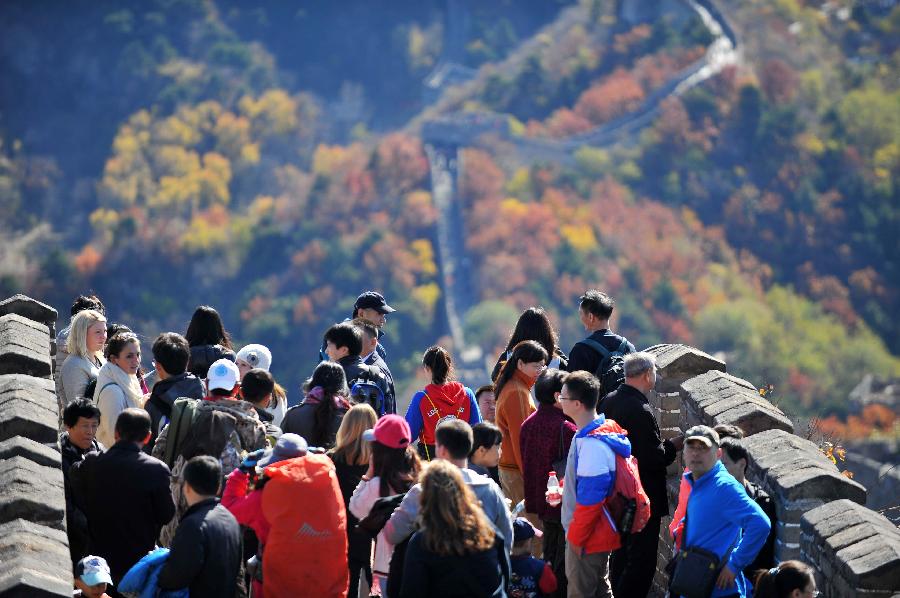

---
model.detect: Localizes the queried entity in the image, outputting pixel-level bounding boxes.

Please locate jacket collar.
[183,497,219,520]
[685,459,725,488]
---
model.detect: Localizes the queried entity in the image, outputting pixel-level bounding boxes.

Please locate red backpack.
[606,453,651,535]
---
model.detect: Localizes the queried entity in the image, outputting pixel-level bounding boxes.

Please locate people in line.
[475,384,496,423]
[405,345,481,460]
[398,460,511,598]
[509,518,558,598]
[469,421,502,485]
[491,307,568,381]
[350,414,422,596]
[70,408,176,584]
[158,455,243,598]
[494,340,548,519]
[144,332,204,454]
[184,305,236,378]
[520,368,575,595]
[281,360,351,449]
[677,425,771,598]
[60,308,107,404]
[95,332,147,447]
[60,399,104,564]
[567,290,635,385]
[598,352,683,598]
[559,371,631,598]
[328,404,379,598]
[235,343,289,424]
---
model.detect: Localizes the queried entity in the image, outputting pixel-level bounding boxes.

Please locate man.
[70,409,176,583]
[567,290,635,390]
[323,322,390,411]
[158,456,243,598]
[475,384,496,423]
[144,332,204,454]
[520,369,576,596]
[61,399,105,564]
[354,317,396,414]
[719,438,777,579]
[469,421,502,484]
[241,368,283,444]
[679,426,771,598]
[598,352,684,598]
[319,290,396,363]
[385,419,513,548]
[559,371,631,598]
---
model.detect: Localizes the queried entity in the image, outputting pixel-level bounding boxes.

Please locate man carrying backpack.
[323,322,391,416]
[567,290,635,396]
[599,353,684,598]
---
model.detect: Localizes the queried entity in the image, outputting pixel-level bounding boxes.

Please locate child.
[73,555,113,598]
[509,517,557,597]
[469,421,502,485]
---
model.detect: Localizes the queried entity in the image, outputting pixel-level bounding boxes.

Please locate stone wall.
[643,344,896,597]
[0,295,71,597]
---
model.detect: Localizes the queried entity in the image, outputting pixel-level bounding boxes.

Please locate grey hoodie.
[383,465,513,548]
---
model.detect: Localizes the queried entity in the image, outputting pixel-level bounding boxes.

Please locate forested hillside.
[1,0,897,433]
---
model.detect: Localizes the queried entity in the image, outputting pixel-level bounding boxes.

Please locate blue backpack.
[349,366,387,416]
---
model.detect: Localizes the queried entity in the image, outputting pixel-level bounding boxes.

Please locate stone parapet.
[801,499,900,596]
[646,343,725,393]
[680,370,793,435]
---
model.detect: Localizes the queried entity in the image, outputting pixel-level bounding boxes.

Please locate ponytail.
[423,346,454,385]
[753,561,815,598]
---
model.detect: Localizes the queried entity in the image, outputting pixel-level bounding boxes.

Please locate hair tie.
[768,567,779,577]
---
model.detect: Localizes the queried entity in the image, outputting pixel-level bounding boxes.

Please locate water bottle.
[546,471,562,507]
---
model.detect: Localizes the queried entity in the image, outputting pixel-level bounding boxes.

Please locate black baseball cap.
[354,291,396,314]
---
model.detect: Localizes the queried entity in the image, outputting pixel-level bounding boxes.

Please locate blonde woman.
[60,309,107,404]
[95,332,147,447]
[399,460,511,598]
[328,403,378,598]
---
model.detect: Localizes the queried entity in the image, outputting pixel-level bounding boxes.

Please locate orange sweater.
[496,370,536,472]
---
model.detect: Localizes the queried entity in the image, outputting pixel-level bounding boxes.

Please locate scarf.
[96,361,145,409]
[304,386,351,410]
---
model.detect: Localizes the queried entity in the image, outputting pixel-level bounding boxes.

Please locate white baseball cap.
[207,358,240,392]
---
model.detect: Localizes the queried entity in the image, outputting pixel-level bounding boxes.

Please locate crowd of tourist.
[59,290,819,598]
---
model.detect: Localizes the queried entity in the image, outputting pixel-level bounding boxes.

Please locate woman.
[400,460,510,598]
[491,307,567,381]
[236,343,288,424]
[753,561,817,598]
[494,340,549,508]
[95,332,147,447]
[350,414,421,597]
[329,404,378,598]
[184,305,235,378]
[60,309,107,404]
[281,361,350,449]
[405,346,481,460]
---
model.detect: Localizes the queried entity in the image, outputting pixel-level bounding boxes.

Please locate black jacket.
[281,400,348,449]
[745,481,777,575]
[365,352,397,414]
[567,329,635,376]
[329,453,372,564]
[399,531,510,598]
[158,498,243,598]
[69,441,175,581]
[144,372,205,454]
[598,384,676,518]
[60,433,104,563]
[189,344,236,379]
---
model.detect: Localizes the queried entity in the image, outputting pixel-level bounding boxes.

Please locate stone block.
[0,518,71,597]
[0,315,51,378]
[744,429,866,504]
[646,344,726,393]
[0,456,65,530]
[0,437,60,469]
[0,295,57,330]
[680,371,792,436]
[0,375,59,444]
[658,409,680,428]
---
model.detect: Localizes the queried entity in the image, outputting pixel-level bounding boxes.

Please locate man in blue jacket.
[679,425,770,597]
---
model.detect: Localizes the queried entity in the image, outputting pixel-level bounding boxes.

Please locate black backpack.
[578,338,629,396]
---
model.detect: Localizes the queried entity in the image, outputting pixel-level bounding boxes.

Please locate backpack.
[349,366,387,416]
[606,453,651,535]
[162,398,199,469]
[83,377,98,399]
[578,338,629,396]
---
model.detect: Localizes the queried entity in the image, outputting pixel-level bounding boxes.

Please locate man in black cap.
[319,290,396,364]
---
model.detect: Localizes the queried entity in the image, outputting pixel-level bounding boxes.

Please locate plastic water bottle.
[546,471,562,507]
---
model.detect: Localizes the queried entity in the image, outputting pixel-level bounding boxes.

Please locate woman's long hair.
[753,561,815,598]
[504,307,559,358]
[67,309,107,360]
[422,345,454,385]
[371,441,421,497]
[494,340,548,398]
[332,403,378,466]
[418,460,496,556]
[185,305,232,349]
[305,361,349,447]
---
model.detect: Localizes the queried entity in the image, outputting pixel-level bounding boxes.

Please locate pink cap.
[362,414,411,449]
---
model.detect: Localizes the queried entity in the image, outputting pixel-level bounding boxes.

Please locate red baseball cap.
[362,414,411,449]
